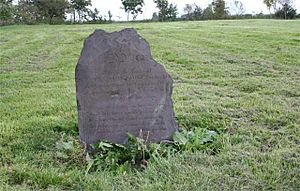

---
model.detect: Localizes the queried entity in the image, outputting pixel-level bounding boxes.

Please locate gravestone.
[75,28,177,145]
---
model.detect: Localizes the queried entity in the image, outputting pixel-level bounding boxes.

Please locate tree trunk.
[73,10,76,22]
[127,12,129,21]
[49,15,53,24]
[284,9,287,19]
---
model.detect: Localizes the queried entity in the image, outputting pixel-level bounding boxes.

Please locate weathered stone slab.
[75,28,177,145]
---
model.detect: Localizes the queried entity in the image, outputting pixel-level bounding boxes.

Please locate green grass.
[1,19,300,190]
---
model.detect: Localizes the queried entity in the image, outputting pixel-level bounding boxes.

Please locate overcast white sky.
[92,0,300,21]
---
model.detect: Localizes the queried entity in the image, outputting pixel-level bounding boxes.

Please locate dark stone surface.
[75,28,177,145]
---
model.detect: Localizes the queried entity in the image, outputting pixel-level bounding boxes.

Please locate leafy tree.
[167,3,177,20]
[151,12,159,21]
[154,0,177,21]
[183,4,193,20]
[203,4,214,20]
[0,0,14,25]
[275,1,297,19]
[263,0,276,17]
[193,4,203,20]
[15,0,40,24]
[33,0,69,24]
[154,0,168,21]
[70,0,91,22]
[15,0,69,24]
[121,0,144,21]
[212,0,228,19]
[86,8,102,22]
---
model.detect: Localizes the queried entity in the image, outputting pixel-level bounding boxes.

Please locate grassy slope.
[0,20,300,190]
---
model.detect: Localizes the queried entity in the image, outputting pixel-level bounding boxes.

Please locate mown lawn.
[0,19,300,190]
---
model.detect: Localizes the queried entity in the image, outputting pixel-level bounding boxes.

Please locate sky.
[92,0,300,21]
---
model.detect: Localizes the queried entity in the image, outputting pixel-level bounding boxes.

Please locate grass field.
[1,19,300,190]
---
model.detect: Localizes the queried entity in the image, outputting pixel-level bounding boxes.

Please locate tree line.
[0,0,299,25]
[180,0,297,21]
[263,0,298,19]
[0,0,108,25]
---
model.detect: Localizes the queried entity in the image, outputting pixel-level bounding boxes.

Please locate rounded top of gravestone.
[79,28,152,65]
